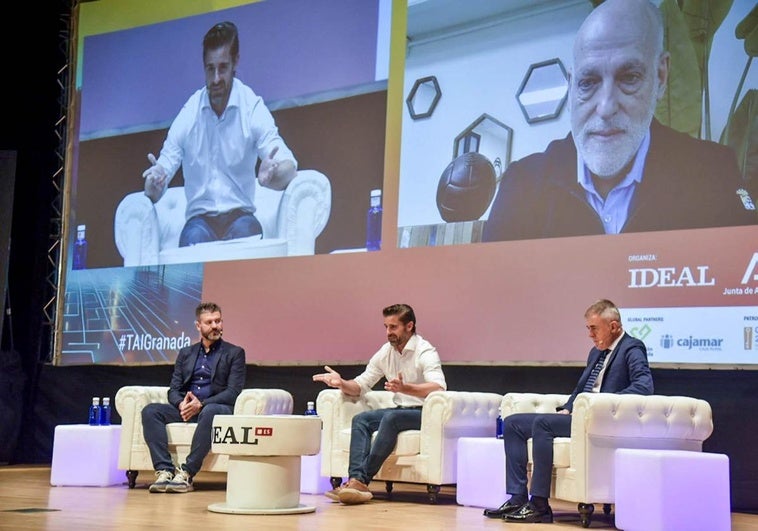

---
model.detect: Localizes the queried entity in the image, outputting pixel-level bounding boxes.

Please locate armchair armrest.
[571,392,713,442]
[500,393,572,417]
[233,388,294,415]
[422,390,503,437]
[419,390,503,485]
[276,169,332,255]
[113,193,161,267]
[114,385,170,469]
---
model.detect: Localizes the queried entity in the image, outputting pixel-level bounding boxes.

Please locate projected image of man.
[482,0,755,243]
[142,21,297,246]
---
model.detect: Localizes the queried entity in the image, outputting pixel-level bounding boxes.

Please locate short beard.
[573,96,657,179]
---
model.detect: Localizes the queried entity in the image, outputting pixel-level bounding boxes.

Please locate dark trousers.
[141,402,233,476]
[503,412,572,499]
[347,407,422,484]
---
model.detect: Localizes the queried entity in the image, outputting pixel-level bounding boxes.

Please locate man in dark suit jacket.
[142,301,246,493]
[484,299,653,523]
[483,0,755,244]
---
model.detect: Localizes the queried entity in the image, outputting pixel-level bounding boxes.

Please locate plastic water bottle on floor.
[304,401,317,416]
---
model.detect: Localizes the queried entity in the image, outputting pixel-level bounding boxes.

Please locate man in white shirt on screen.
[142,21,297,247]
[312,303,447,505]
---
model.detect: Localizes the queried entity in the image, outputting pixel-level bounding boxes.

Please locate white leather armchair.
[113,169,331,266]
[317,388,502,503]
[114,385,294,488]
[500,392,714,527]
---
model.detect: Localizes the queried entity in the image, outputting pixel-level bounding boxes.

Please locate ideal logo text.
[628,266,714,288]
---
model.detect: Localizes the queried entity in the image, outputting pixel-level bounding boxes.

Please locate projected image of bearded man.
[142,21,297,247]
[482,0,755,243]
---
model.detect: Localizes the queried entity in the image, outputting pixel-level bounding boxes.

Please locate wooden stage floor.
[0,466,755,530]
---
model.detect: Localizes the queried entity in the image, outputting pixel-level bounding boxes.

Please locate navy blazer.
[483,119,755,242]
[167,338,246,408]
[561,332,653,413]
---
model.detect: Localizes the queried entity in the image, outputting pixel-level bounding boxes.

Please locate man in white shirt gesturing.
[312,303,447,505]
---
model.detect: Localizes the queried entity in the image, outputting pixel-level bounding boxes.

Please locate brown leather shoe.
[338,478,373,505]
[325,482,347,501]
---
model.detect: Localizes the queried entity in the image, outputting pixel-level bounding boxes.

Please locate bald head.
[574,0,663,62]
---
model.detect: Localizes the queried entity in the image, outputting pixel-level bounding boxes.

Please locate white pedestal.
[300,452,332,494]
[615,449,730,531]
[50,424,123,487]
[208,414,321,515]
[456,437,507,508]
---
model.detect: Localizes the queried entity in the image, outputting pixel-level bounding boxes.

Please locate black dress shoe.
[482,499,525,518]
[503,502,554,523]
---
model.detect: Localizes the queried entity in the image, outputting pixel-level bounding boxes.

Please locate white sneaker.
[148,469,174,493]
[165,468,193,493]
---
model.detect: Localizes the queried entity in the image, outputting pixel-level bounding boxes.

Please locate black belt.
[396,405,423,410]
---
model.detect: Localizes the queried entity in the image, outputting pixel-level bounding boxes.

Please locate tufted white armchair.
[113,169,331,266]
[500,392,714,527]
[317,388,502,503]
[114,385,294,488]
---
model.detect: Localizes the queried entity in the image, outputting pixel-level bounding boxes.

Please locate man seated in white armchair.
[142,301,246,494]
[312,303,447,505]
[484,299,653,524]
[142,20,297,247]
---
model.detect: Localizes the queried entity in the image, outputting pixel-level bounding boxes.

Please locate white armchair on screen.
[113,169,331,266]
[114,386,294,488]
[317,388,503,503]
[500,392,714,527]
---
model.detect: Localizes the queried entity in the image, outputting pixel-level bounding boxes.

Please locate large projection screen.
[58,0,758,368]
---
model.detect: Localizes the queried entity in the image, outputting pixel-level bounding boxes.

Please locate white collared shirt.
[576,131,650,234]
[589,332,625,392]
[156,78,297,220]
[353,334,447,407]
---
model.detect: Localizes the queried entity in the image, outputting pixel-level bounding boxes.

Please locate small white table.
[614,449,730,531]
[456,437,507,508]
[208,414,321,515]
[50,424,123,487]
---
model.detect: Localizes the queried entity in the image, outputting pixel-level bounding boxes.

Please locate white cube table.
[209,414,321,514]
[50,424,123,487]
[615,449,730,531]
[456,437,507,508]
[300,451,332,494]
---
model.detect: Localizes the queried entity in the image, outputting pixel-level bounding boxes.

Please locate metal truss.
[41,0,74,363]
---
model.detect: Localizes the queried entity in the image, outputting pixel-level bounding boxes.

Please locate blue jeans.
[141,402,233,476]
[348,407,422,484]
[503,412,571,499]
[179,209,262,247]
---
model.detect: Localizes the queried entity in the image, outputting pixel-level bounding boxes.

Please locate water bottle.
[100,397,111,425]
[496,414,503,439]
[366,189,382,251]
[73,224,88,270]
[304,401,317,416]
[88,397,100,426]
